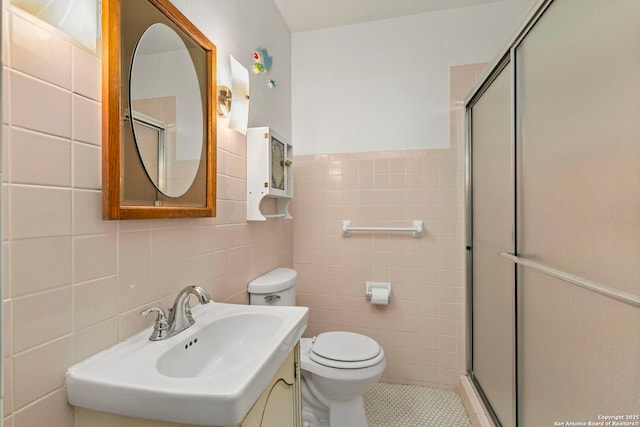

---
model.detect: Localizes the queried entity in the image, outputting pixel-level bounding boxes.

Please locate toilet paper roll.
[370,287,389,305]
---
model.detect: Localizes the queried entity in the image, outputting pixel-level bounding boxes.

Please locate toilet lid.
[309,332,381,367]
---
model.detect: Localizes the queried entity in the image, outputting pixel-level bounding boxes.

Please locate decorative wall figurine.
[252,48,272,74]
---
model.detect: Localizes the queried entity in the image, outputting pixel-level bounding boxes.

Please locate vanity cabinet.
[239,344,301,427]
[74,344,302,427]
[246,127,293,221]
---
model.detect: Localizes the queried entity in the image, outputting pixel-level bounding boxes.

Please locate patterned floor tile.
[364,383,472,427]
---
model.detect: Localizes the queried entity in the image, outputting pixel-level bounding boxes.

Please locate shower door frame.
[465,51,517,427]
[464,1,554,425]
[466,0,640,425]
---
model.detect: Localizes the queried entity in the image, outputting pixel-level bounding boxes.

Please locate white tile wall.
[10,71,71,137]
[12,335,74,409]
[10,128,71,186]
[10,237,72,297]
[71,95,100,144]
[10,186,72,239]
[73,234,118,283]
[73,277,119,330]
[71,49,100,100]
[13,389,74,427]
[10,14,71,89]
[73,318,119,363]
[72,190,116,235]
[72,142,101,189]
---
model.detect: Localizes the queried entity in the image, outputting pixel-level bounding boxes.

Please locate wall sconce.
[217,86,232,117]
[11,0,97,50]
[217,54,250,135]
[229,56,250,135]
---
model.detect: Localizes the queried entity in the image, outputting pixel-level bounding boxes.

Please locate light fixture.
[217,53,250,135]
[11,0,97,50]
[216,48,233,130]
[229,55,250,135]
[217,86,232,118]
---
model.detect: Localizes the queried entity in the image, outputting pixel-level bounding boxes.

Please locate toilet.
[248,268,386,427]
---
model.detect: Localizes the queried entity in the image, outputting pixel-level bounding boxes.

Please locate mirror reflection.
[129,22,204,198]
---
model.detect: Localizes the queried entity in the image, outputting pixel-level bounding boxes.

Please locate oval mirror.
[129,23,204,198]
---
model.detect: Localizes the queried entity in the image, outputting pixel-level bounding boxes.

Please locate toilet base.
[329,397,368,427]
[302,407,328,427]
[302,377,369,427]
[301,376,329,427]
[301,397,368,427]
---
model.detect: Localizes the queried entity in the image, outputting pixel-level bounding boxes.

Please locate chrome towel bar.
[342,220,424,238]
[499,252,640,309]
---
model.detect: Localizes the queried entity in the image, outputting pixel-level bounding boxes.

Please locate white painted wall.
[170,0,292,140]
[292,0,533,155]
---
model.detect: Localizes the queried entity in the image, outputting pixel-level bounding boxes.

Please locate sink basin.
[66,302,308,426]
[157,312,285,378]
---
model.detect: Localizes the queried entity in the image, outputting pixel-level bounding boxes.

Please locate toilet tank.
[248,267,297,306]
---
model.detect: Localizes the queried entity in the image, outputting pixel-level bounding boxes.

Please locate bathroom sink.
[156,312,285,378]
[66,302,308,426]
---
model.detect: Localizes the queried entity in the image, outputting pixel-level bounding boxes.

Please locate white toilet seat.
[308,331,384,369]
[301,337,385,378]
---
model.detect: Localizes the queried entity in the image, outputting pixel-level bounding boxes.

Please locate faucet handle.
[141,307,169,341]
[141,306,167,320]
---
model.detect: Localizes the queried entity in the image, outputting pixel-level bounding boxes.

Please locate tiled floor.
[364,383,472,427]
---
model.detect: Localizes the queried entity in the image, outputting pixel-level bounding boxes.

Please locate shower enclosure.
[465,0,640,426]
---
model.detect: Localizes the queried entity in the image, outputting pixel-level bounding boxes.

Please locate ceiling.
[274,0,502,32]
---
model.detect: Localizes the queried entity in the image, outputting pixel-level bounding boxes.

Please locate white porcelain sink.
[66,302,308,426]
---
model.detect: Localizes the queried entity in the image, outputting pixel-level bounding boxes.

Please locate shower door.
[514,0,640,424]
[468,0,640,426]
[467,58,515,427]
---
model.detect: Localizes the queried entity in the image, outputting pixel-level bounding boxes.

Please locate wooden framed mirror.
[102,0,216,219]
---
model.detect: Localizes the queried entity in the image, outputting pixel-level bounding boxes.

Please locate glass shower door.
[515,0,640,424]
[468,59,515,427]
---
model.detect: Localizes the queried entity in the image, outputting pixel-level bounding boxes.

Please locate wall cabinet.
[75,344,302,427]
[246,127,293,221]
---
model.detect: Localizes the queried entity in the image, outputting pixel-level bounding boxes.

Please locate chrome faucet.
[141,285,211,341]
[168,285,211,336]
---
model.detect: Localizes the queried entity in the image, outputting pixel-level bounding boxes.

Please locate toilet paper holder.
[365,282,392,302]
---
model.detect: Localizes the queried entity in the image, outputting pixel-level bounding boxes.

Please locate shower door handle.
[500,252,640,309]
